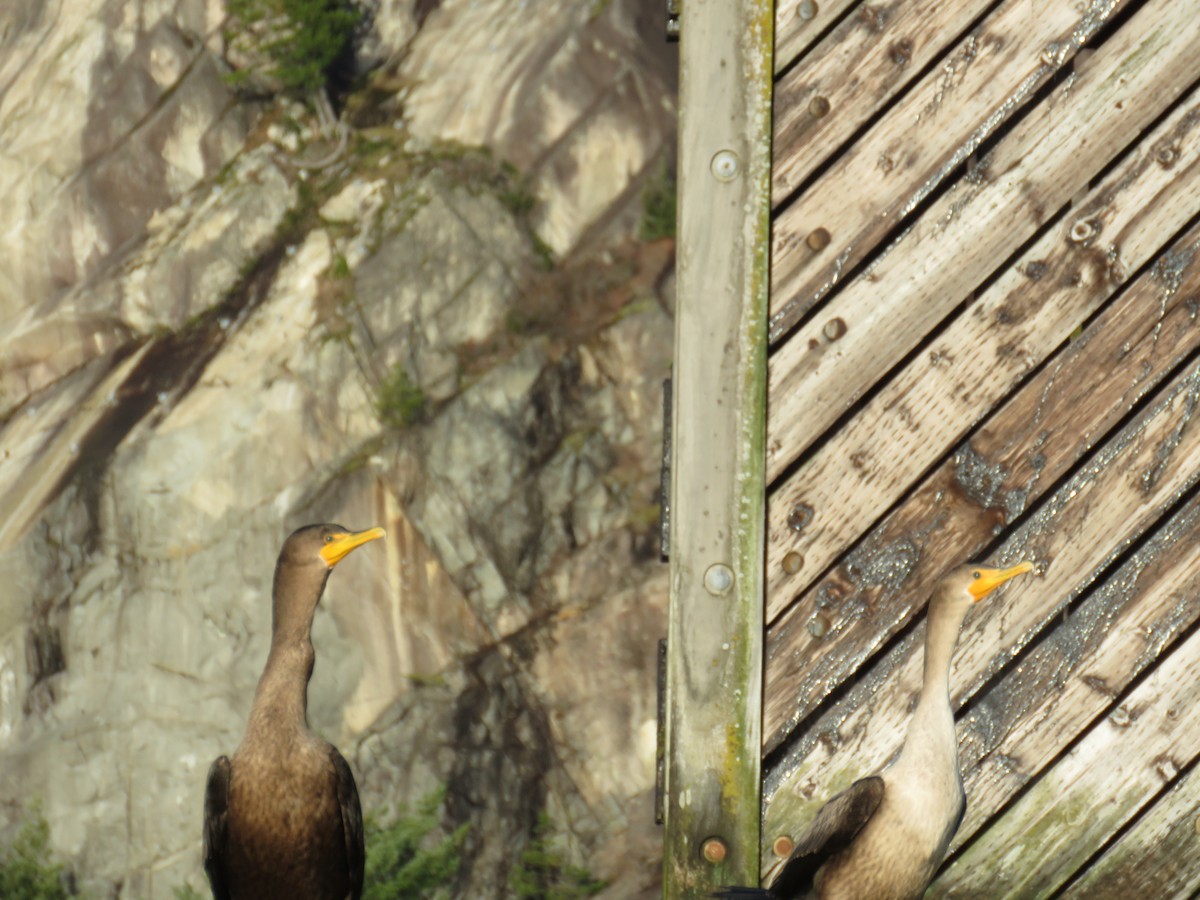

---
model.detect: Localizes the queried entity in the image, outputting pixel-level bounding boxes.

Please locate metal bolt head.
[823,317,847,341]
[782,551,804,575]
[711,150,740,182]
[704,563,734,596]
[807,613,830,639]
[772,835,795,858]
[787,503,814,532]
[701,837,727,864]
[809,96,831,118]
[806,227,831,251]
[798,0,818,20]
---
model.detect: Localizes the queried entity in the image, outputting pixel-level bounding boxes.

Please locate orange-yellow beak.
[319,526,386,567]
[968,560,1035,601]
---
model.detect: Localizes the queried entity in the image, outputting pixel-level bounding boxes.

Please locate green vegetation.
[638,160,676,242]
[225,0,360,96]
[377,365,428,429]
[509,814,605,899]
[173,884,206,900]
[363,789,467,900]
[0,809,71,899]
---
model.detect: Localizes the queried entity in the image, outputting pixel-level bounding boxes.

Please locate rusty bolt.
[782,551,804,575]
[701,837,727,864]
[806,228,831,251]
[807,613,830,639]
[809,96,831,118]
[823,317,847,341]
[797,0,818,20]
[772,835,795,858]
[787,503,814,532]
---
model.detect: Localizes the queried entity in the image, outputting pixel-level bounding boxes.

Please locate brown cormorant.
[718,561,1034,900]
[203,524,386,900]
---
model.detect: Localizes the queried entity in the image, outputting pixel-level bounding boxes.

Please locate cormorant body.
[203,524,385,900]
[717,561,1033,900]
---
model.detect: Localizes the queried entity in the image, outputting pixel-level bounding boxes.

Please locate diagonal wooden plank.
[774,0,861,76]
[763,353,1200,852]
[1056,762,1200,898]
[773,0,994,206]
[767,0,1200,475]
[930,625,1200,896]
[769,0,1143,336]
[763,225,1200,750]
[766,89,1200,621]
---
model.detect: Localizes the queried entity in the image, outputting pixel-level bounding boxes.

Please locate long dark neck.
[246,561,329,735]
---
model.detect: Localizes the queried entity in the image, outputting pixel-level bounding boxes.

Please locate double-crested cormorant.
[719,561,1034,900]
[203,524,386,900]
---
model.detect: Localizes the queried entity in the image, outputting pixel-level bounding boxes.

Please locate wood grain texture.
[769,0,1140,337]
[932,625,1200,896]
[766,90,1200,620]
[763,172,1200,753]
[763,353,1200,847]
[767,0,1200,478]
[664,0,773,895]
[773,0,992,206]
[1057,764,1200,898]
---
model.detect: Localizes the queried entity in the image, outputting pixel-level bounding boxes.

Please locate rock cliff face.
[0,1,676,896]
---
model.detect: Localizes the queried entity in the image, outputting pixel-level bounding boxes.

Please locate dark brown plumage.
[203,524,386,900]
[717,560,1034,900]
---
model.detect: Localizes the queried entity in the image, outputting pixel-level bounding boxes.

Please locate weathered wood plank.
[769,0,1142,337]
[767,0,1200,477]
[773,0,993,206]
[763,118,1200,748]
[931,625,1200,896]
[948,493,1200,853]
[663,0,772,895]
[762,354,1200,852]
[774,0,859,76]
[765,90,1200,621]
[1057,763,1200,898]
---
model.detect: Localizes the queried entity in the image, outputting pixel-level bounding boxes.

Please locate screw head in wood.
[711,150,740,182]
[782,551,804,575]
[806,227,831,251]
[798,0,818,20]
[704,563,734,596]
[823,317,847,341]
[807,613,830,638]
[809,96,831,118]
[787,503,814,532]
[701,836,727,864]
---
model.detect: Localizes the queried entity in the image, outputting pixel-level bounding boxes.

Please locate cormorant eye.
[972,571,981,579]
[324,535,334,543]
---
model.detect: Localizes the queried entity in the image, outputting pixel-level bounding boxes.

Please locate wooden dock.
[665,0,1200,895]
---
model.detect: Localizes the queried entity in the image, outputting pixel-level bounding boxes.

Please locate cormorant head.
[935,560,1035,613]
[280,523,387,569]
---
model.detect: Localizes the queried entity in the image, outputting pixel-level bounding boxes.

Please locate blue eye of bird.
[972,571,980,579]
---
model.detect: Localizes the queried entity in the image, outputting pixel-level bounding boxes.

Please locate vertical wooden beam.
[663,1,773,896]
